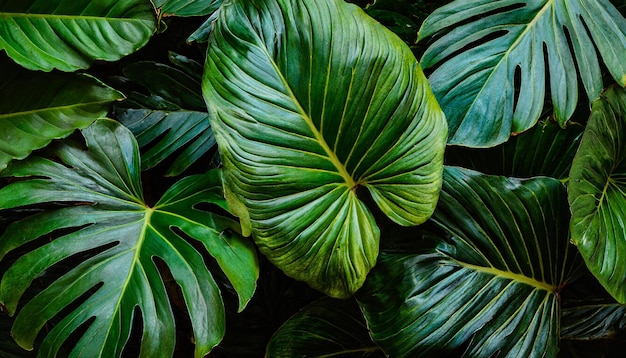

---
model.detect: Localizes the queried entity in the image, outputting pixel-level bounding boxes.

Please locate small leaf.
[0,0,156,72]
[267,297,384,358]
[0,119,258,357]
[358,167,575,357]
[0,57,124,172]
[419,0,626,147]
[203,0,446,298]
[568,85,626,303]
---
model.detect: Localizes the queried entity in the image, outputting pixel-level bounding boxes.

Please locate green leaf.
[117,109,215,176]
[0,57,124,173]
[568,85,626,303]
[266,297,384,358]
[445,119,584,179]
[357,167,575,357]
[202,0,446,298]
[418,0,626,147]
[561,303,626,340]
[0,119,258,357]
[0,0,156,72]
[154,0,221,17]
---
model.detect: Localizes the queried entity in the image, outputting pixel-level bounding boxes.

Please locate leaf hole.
[193,201,232,218]
[120,306,143,358]
[57,316,97,356]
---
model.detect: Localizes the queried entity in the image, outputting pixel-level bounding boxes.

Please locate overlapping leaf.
[0,57,123,172]
[418,0,626,147]
[561,303,626,340]
[0,0,156,72]
[153,0,221,17]
[357,167,575,357]
[116,54,216,176]
[202,0,446,298]
[266,298,383,357]
[568,86,626,303]
[0,119,258,357]
[446,119,584,179]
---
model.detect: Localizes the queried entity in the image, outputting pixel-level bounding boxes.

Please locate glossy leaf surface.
[569,86,626,303]
[0,0,156,72]
[203,0,446,298]
[266,297,383,358]
[0,119,258,357]
[0,58,123,172]
[419,0,626,147]
[358,167,574,357]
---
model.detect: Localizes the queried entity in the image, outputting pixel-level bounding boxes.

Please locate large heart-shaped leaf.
[266,297,384,357]
[357,167,575,357]
[568,86,626,303]
[0,57,124,173]
[0,119,258,357]
[418,0,626,147]
[202,0,447,298]
[0,0,156,72]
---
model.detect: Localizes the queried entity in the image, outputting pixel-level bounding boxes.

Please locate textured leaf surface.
[446,119,584,179]
[0,119,258,357]
[419,0,626,147]
[203,0,446,298]
[266,298,384,358]
[569,86,626,303]
[358,167,574,357]
[0,0,156,71]
[154,0,221,17]
[561,303,626,340]
[0,58,123,172]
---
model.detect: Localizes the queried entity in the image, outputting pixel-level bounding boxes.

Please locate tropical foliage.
[0,0,625,357]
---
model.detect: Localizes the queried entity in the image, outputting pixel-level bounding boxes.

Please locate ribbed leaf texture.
[202,0,447,298]
[0,0,156,71]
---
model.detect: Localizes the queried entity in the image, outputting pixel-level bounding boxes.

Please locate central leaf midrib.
[256,33,357,189]
[459,260,557,292]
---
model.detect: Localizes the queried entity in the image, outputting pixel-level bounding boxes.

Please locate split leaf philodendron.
[202,0,447,298]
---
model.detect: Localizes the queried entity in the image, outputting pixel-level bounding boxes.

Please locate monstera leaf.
[0,0,156,72]
[418,0,626,147]
[153,0,221,17]
[203,0,447,298]
[569,86,626,303]
[266,298,384,357]
[0,119,258,357]
[357,167,575,357]
[0,57,124,172]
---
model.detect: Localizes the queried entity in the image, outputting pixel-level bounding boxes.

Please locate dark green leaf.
[154,0,221,17]
[202,0,446,298]
[0,119,258,357]
[0,0,156,72]
[266,297,384,358]
[446,119,584,179]
[0,58,124,172]
[419,0,626,147]
[562,303,626,340]
[358,166,575,357]
[568,85,626,303]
